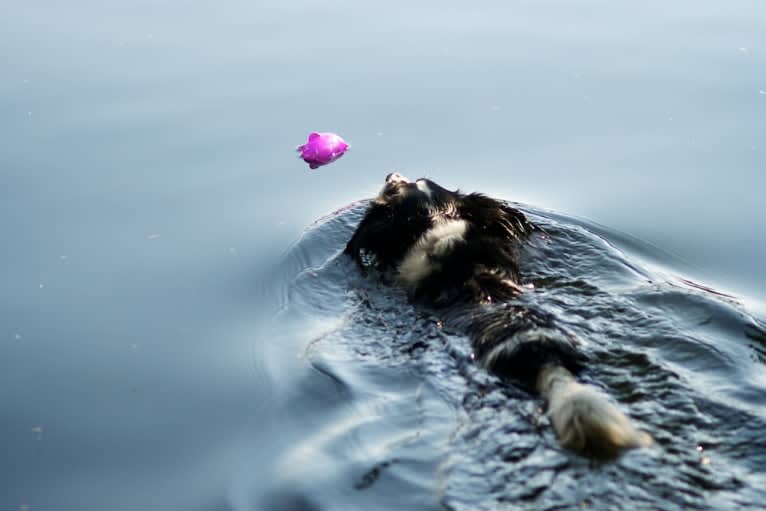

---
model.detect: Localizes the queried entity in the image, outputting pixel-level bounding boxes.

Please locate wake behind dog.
[345,173,652,458]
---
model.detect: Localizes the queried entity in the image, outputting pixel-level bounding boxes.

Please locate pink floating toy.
[297,132,349,169]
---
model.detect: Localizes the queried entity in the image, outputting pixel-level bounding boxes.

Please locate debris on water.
[14,333,22,340]
[38,283,44,289]
[738,47,749,53]
[146,234,161,240]
[759,90,765,95]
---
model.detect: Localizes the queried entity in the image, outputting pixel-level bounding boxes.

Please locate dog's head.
[345,173,461,269]
[345,174,532,273]
[375,172,459,213]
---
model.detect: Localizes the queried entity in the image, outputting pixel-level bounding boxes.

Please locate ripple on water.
[263,201,766,510]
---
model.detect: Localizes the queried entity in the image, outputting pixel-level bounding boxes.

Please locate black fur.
[345,174,586,391]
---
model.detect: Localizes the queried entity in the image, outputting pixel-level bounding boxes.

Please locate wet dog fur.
[345,173,652,458]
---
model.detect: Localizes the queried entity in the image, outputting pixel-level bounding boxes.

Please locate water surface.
[1,1,765,510]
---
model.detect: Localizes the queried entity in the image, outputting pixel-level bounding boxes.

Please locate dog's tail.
[537,365,653,458]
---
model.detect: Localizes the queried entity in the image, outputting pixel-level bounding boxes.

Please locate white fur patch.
[481,331,547,368]
[415,179,432,198]
[398,219,467,290]
[538,366,653,455]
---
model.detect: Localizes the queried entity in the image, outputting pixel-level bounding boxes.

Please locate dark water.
[2,1,765,510]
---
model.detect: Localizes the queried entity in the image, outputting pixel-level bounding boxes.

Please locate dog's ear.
[346,200,435,271]
[345,203,389,266]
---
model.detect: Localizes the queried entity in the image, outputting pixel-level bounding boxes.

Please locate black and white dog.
[345,173,652,458]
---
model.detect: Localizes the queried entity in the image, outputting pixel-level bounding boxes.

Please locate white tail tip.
[538,366,653,458]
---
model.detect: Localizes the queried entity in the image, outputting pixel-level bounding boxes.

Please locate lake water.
[1,1,765,510]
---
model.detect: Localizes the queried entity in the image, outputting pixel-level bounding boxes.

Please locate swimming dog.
[345,173,652,458]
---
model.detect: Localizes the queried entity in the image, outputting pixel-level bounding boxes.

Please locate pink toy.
[297,132,349,169]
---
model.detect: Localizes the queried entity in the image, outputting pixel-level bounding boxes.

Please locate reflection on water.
[1,0,765,510]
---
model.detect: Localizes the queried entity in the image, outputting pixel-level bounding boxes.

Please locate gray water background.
[1,1,765,510]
